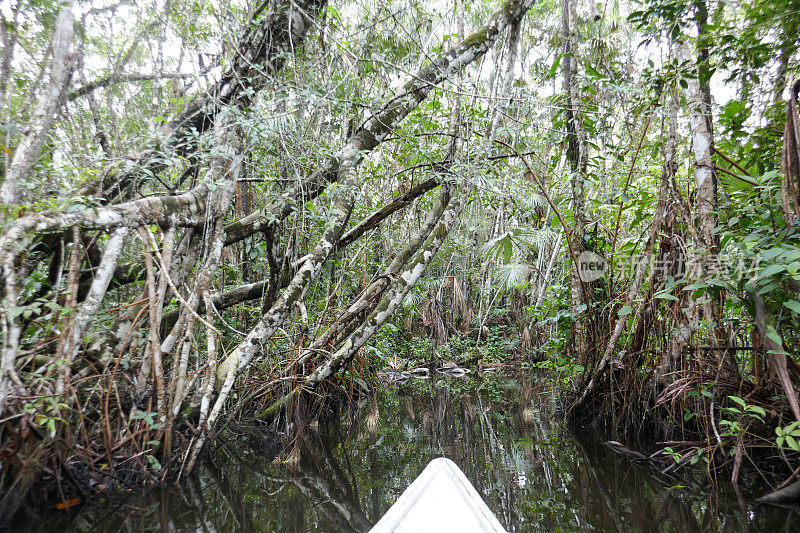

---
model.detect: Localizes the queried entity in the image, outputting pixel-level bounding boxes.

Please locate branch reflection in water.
[27,372,800,532]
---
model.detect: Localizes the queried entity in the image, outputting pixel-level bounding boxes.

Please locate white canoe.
[369,457,508,533]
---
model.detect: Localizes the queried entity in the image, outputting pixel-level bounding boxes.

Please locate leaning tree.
[0,0,538,516]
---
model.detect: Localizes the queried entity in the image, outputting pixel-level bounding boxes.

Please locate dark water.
[27,372,800,531]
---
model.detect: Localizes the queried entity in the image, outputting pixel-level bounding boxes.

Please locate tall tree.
[1,5,74,205]
[561,0,589,357]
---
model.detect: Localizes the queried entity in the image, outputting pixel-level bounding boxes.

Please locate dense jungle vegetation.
[1,0,800,523]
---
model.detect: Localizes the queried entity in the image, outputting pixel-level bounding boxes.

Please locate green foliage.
[23,396,69,438]
[532,353,584,381]
[719,396,766,438]
[661,446,708,466]
[777,422,800,453]
[131,410,165,430]
[715,170,800,355]
[6,0,800,503]
[364,323,422,364]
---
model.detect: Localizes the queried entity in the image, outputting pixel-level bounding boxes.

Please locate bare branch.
[67,72,193,101]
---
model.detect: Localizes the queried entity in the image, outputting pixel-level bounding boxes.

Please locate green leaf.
[783,300,800,314]
[683,282,709,291]
[760,264,786,278]
[585,63,603,79]
[761,247,784,261]
[548,53,562,79]
[654,292,678,301]
[146,454,162,472]
[758,281,779,294]
[618,305,633,317]
[6,306,27,319]
[768,349,790,356]
[728,395,746,408]
[765,325,784,348]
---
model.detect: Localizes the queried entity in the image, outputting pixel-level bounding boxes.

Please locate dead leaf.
[54,498,80,510]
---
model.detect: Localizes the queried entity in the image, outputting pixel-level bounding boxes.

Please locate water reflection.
[30,372,800,532]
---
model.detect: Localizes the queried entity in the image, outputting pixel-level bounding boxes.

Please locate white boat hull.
[369,457,507,533]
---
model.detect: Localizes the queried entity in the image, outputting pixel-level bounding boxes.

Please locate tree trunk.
[686,1,720,330]
[260,186,469,420]
[562,0,588,357]
[197,0,538,470]
[1,5,74,205]
[782,80,800,225]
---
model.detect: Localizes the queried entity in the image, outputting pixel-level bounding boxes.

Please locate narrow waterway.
[26,371,800,531]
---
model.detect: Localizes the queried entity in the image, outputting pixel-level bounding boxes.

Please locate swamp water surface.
[26,372,800,532]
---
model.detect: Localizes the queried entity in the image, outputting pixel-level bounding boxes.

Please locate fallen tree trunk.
[0,181,232,398]
[259,185,469,420]
[757,480,800,505]
[213,0,539,385]
[292,184,453,370]
[188,0,538,470]
[161,178,445,333]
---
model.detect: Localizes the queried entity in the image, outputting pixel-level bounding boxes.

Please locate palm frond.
[525,193,547,210]
[402,291,422,309]
[495,262,530,291]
